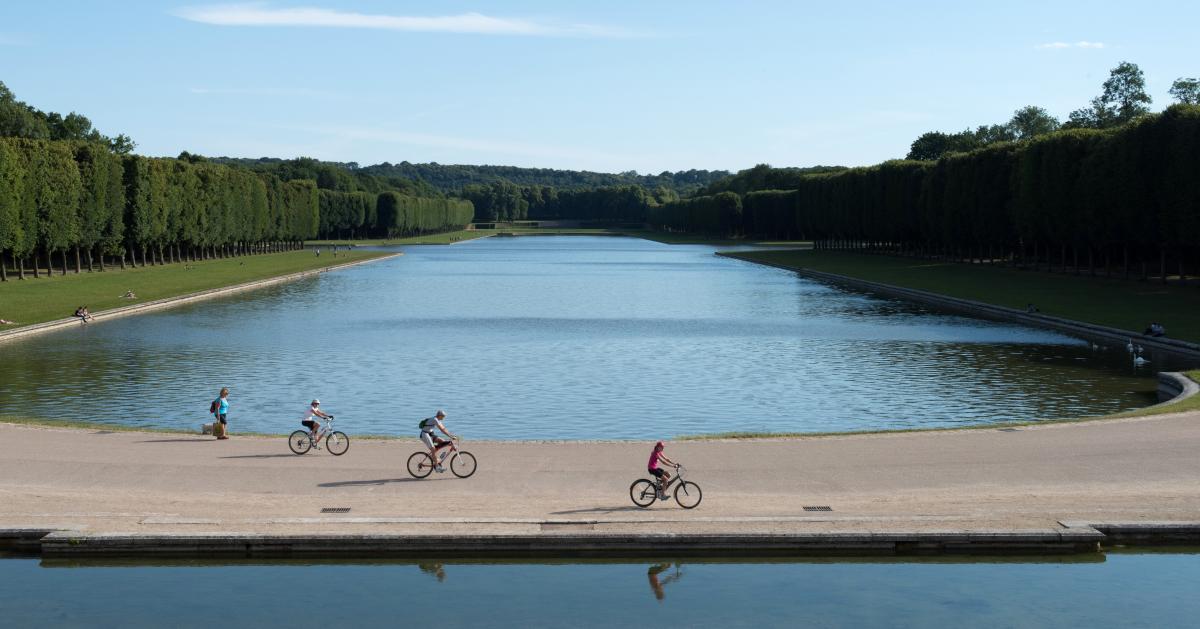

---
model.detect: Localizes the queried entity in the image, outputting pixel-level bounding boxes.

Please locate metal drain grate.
[321,507,351,513]
[803,506,833,512]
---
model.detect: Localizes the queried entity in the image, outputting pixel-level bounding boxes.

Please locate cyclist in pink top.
[647,441,678,498]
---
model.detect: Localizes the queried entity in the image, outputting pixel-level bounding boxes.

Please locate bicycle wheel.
[407,452,434,479]
[630,479,657,508]
[450,451,477,478]
[674,481,703,509]
[326,431,350,456]
[288,430,312,455]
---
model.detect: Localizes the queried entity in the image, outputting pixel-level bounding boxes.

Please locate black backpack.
[209,399,219,414]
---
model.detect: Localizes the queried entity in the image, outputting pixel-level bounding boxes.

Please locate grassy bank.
[307,229,497,246]
[0,249,389,328]
[728,250,1200,344]
[631,231,812,247]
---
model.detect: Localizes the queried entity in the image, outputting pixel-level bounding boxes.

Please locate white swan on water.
[1134,354,1150,366]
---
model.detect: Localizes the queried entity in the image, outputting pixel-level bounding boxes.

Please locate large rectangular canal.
[0,237,1176,438]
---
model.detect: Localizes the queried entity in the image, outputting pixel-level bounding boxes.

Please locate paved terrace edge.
[0,253,402,344]
[3,523,1199,557]
[716,252,1200,363]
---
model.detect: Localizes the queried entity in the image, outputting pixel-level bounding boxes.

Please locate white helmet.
[312,399,320,405]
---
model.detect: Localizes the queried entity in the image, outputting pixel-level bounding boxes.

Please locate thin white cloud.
[174,4,641,38]
[1036,40,1105,50]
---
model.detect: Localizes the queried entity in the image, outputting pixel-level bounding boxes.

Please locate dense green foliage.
[0,81,134,154]
[905,63,1158,161]
[653,105,1200,281]
[459,181,670,222]
[0,136,327,278]
[376,192,474,237]
[698,164,848,196]
[359,162,728,195]
[0,83,476,277]
[209,156,441,197]
[219,158,724,224]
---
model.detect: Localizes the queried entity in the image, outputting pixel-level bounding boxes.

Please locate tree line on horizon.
[906,62,1200,160]
[650,103,1200,283]
[0,136,325,280]
[0,83,480,278]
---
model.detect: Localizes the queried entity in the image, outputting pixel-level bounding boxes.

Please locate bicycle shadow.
[218,453,304,459]
[318,478,424,488]
[138,438,217,443]
[550,506,646,515]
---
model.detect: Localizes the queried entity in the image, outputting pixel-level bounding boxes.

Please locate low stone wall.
[1157,372,1200,404]
[0,253,401,345]
[718,252,1200,364]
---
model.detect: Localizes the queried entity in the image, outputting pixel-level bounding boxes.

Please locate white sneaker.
[435,465,445,473]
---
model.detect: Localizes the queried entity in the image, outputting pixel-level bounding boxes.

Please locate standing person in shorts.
[213,388,230,439]
[647,441,677,499]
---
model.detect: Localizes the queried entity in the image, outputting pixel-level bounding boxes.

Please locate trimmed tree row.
[0,139,476,280]
[649,105,1200,282]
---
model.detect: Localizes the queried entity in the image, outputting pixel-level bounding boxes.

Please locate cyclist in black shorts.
[647,441,678,498]
[301,399,333,442]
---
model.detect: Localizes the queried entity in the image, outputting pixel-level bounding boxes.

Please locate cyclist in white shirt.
[418,410,458,472]
[302,399,333,443]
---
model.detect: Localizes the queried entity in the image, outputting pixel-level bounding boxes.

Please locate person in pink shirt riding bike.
[647,441,678,499]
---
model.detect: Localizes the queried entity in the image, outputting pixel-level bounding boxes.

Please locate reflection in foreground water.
[4,552,1198,628]
[0,237,1176,439]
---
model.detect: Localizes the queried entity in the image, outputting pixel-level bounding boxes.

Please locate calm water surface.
[0,237,1168,438]
[2,553,1198,628]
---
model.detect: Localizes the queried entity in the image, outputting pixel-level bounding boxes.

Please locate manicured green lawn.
[728,250,1200,344]
[308,229,497,246]
[631,230,812,246]
[0,249,389,328]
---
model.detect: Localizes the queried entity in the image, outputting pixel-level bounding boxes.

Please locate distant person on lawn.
[212,387,230,439]
[74,306,93,323]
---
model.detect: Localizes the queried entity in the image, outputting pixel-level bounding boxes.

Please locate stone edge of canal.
[4,523,1200,558]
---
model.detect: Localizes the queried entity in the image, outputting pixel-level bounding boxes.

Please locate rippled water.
[0,236,1170,438]
[3,553,1199,628]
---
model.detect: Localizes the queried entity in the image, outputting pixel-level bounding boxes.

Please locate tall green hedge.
[0,137,439,278]
[375,192,474,237]
[652,105,1200,277]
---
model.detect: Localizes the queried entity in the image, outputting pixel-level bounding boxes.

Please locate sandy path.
[3,413,1199,536]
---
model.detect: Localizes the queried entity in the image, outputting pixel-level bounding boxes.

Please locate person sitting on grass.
[0,318,14,325]
[73,306,93,323]
[121,290,137,299]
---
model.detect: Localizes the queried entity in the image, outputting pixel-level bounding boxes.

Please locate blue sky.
[1,1,1195,173]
